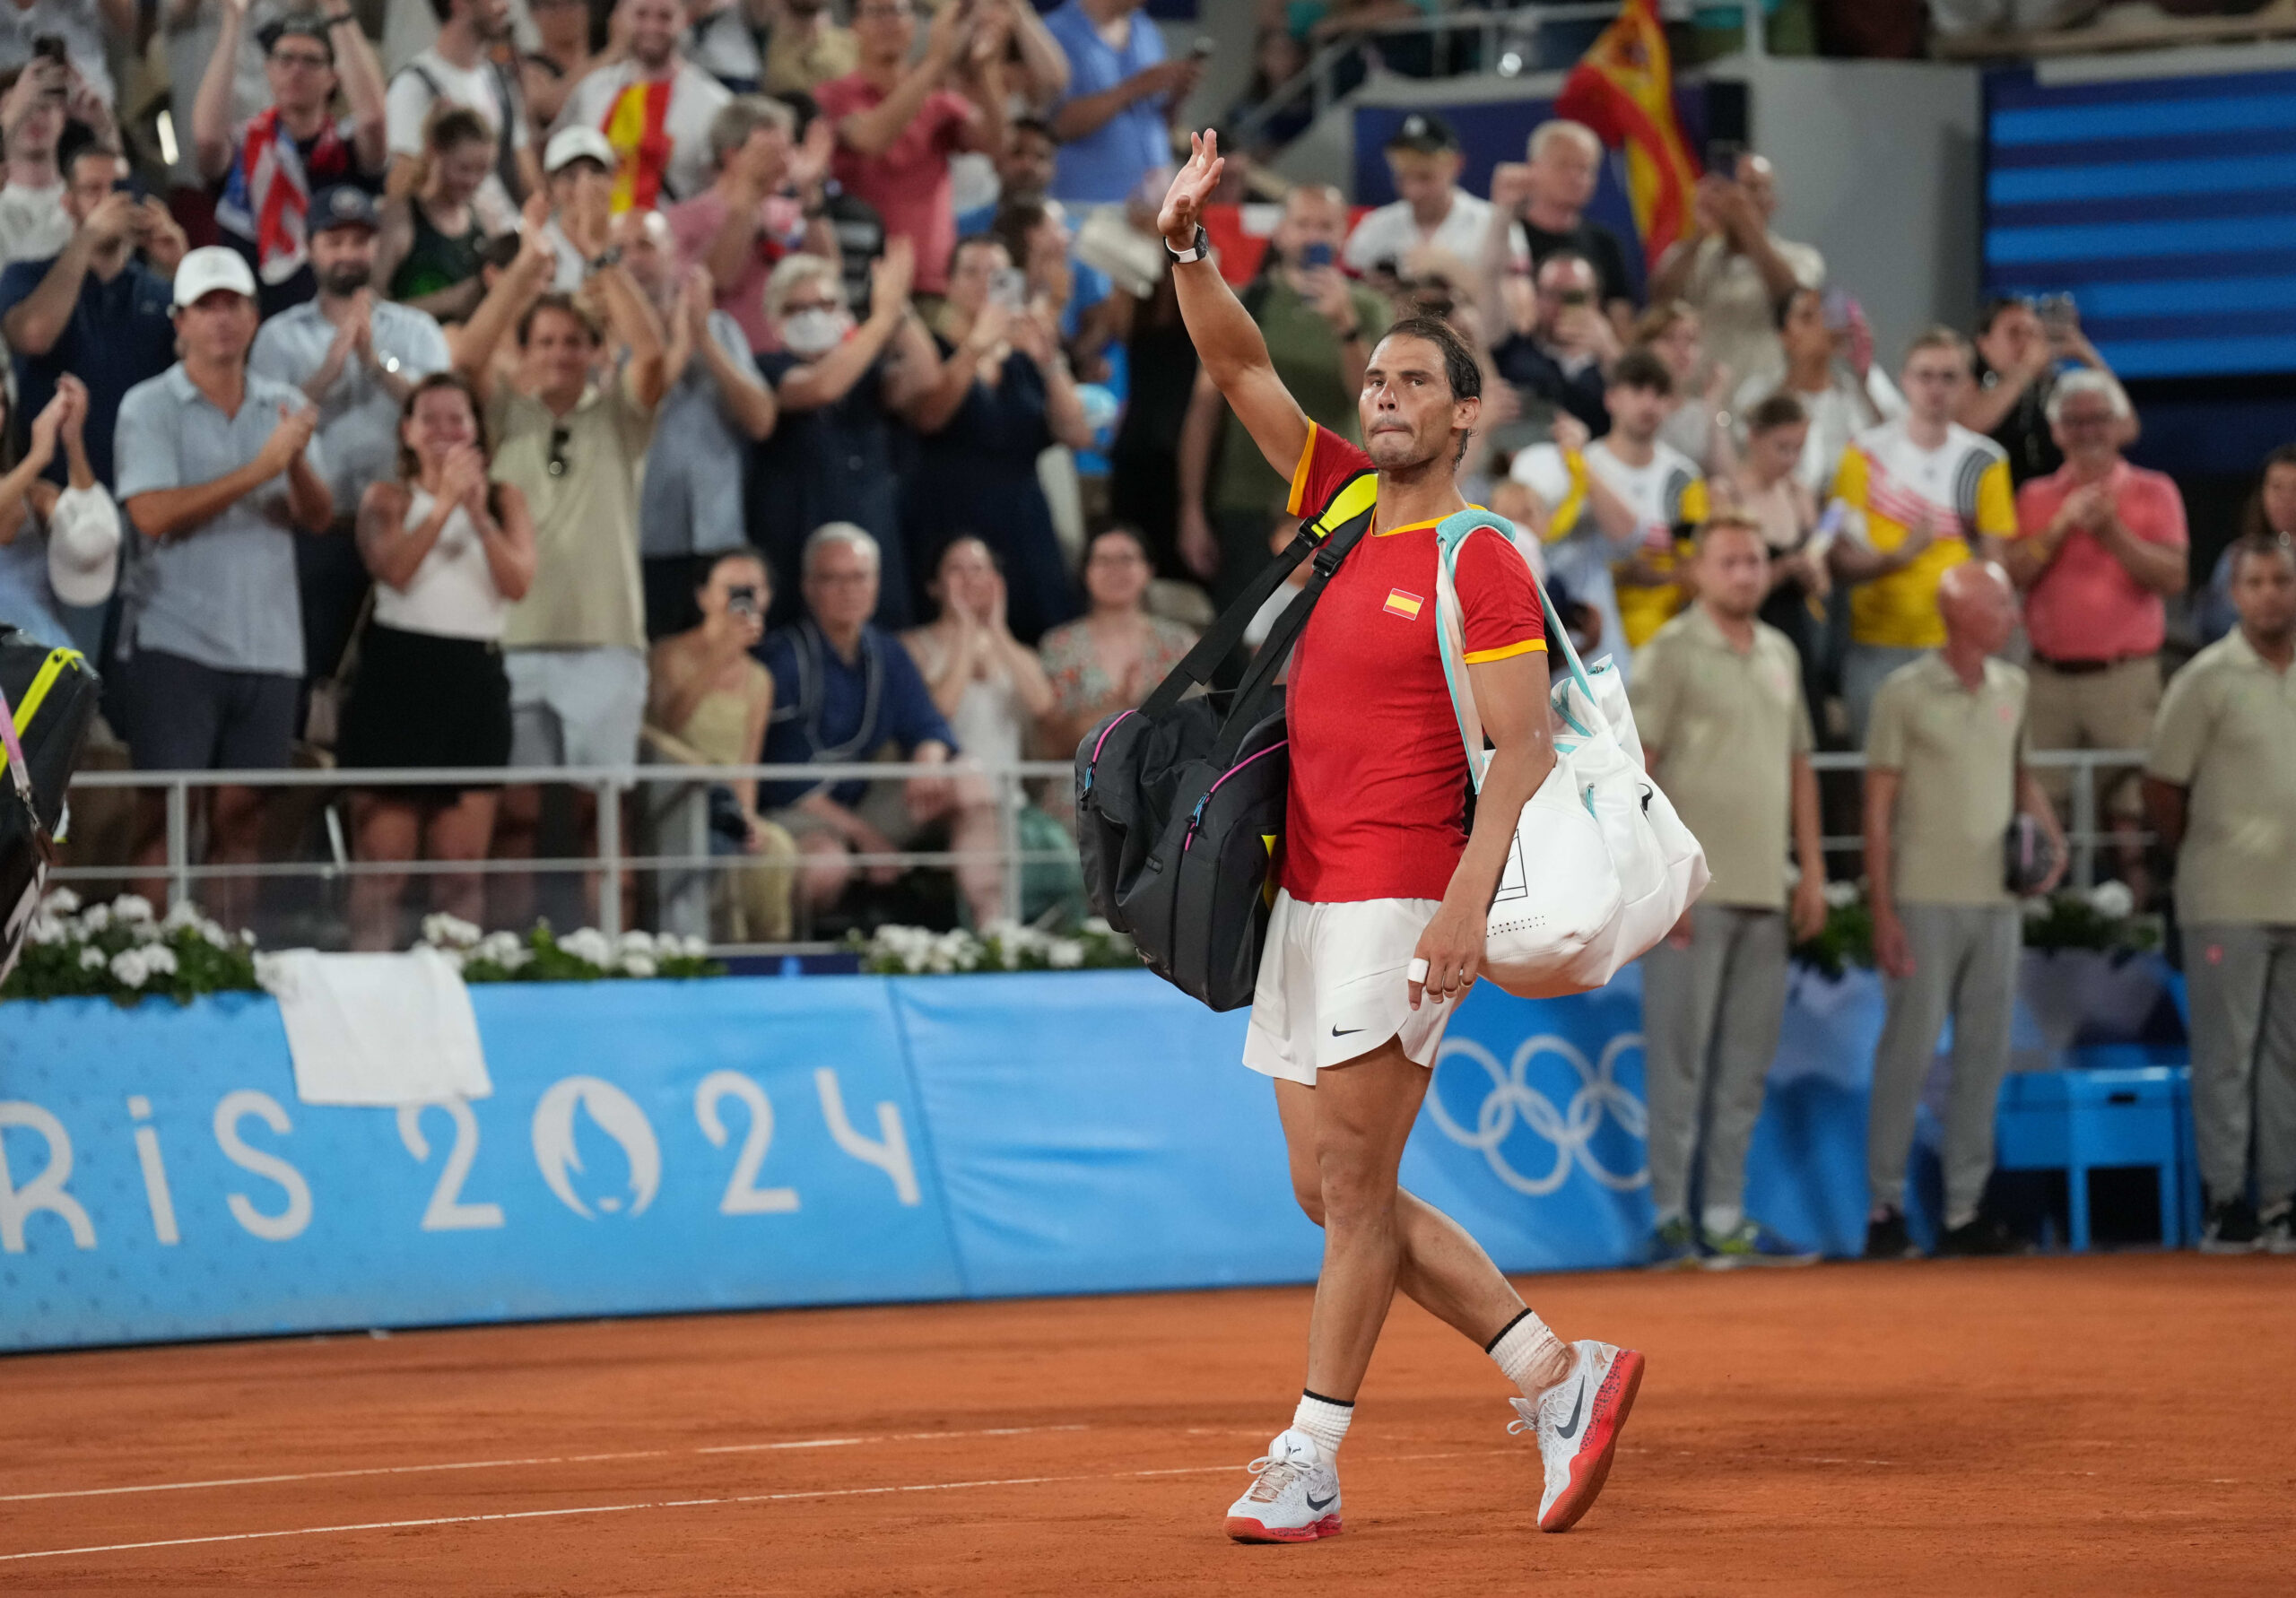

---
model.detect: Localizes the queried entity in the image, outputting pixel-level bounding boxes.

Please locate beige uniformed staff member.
[2143,532,2296,1255]
[1862,560,2064,1261]
[1631,514,1827,1269]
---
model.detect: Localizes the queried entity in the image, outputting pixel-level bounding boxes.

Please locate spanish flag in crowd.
[600,78,676,213]
[1553,0,1700,268]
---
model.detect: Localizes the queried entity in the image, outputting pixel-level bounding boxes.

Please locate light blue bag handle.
[1431,508,1596,795]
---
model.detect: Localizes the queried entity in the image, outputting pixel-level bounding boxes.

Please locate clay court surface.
[2,1254,2287,1595]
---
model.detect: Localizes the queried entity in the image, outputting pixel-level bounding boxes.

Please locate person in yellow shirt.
[1825,327,2015,741]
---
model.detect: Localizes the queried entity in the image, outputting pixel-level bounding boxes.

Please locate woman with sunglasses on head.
[338,371,536,949]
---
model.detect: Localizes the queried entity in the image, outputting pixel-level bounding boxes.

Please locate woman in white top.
[900,535,1055,929]
[1637,300,1736,479]
[342,371,537,949]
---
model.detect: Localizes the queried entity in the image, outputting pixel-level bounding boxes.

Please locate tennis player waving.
[1159,133,1644,1542]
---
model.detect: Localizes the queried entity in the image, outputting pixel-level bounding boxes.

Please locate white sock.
[1292,1390,1352,1459]
[1702,1203,1744,1238]
[1487,1308,1572,1399]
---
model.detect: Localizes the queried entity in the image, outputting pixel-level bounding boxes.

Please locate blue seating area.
[1995,1066,2198,1250]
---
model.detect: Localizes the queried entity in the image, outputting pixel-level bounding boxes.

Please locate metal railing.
[57,759,1081,952]
[1809,747,2151,892]
[52,746,2152,956]
[1232,1,1769,153]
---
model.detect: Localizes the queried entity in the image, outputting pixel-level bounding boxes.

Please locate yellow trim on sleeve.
[1285,423,1322,517]
[1462,638,1548,664]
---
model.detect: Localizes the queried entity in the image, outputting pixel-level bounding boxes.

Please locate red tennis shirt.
[1282,424,1547,903]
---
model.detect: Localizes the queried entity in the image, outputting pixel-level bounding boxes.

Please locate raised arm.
[586,261,668,410]
[324,4,390,173]
[837,5,963,157]
[449,195,556,392]
[192,0,248,182]
[1158,132,1309,481]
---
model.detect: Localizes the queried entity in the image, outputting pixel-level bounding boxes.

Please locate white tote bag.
[1431,510,1709,997]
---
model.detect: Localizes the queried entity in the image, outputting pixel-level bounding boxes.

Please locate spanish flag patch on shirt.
[1383,588,1424,621]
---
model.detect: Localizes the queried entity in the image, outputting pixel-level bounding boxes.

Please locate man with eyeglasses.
[454,186,669,908]
[2005,369,2184,900]
[1823,326,2017,744]
[193,0,388,317]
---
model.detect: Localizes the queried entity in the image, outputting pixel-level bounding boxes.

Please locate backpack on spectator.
[1,630,102,986]
[1075,469,1377,1012]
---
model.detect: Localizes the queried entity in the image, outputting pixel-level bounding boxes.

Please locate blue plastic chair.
[1993,1067,2193,1250]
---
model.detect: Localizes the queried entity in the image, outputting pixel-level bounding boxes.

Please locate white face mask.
[780,308,848,359]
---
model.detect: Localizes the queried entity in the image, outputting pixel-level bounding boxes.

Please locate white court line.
[0,1451,1498,1564]
[0,1425,1091,1505]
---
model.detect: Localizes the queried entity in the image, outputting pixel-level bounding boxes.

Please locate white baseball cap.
[544,126,616,176]
[170,245,257,309]
[46,488,122,609]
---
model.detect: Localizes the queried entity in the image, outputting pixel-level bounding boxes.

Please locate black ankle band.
[1483,1307,1535,1355]
[1300,1387,1354,1409]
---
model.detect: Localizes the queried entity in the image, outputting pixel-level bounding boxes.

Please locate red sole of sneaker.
[1225,1514,1342,1543]
[1539,1349,1645,1533]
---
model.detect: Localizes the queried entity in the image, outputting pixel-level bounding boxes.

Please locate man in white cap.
[112,245,331,927]
[0,375,121,650]
[540,125,618,291]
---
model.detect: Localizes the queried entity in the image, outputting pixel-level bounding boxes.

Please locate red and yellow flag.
[1553,0,1700,268]
[600,77,675,213]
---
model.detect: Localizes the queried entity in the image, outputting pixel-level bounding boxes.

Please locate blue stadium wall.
[0,968,1898,1352]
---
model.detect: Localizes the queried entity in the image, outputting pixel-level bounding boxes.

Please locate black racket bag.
[2,629,103,984]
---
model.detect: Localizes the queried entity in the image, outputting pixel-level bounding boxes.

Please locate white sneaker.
[1223,1428,1342,1543]
[1507,1338,1645,1533]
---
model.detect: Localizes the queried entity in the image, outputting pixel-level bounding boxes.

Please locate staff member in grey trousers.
[2144,533,2296,1255]
[1631,514,1830,1270]
[1862,560,2064,1259]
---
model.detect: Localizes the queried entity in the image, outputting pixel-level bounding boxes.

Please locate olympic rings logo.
[1427,1034,1649,1196]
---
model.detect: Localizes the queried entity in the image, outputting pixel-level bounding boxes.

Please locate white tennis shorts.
[1242,891,1457,1086]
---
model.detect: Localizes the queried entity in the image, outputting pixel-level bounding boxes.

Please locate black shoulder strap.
[1139,466,1379,721]
[1208,497,1376,766]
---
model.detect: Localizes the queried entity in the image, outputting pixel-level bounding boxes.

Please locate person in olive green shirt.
[1174,183,1390,610]
[1862,559,2064,1261]
[1631,515,1829,1269]
[2144,533,2296,1254]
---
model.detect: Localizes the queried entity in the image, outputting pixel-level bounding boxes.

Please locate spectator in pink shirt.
[2005,368,2187,890]
[814,0,1009,299]
[665,94,837,352]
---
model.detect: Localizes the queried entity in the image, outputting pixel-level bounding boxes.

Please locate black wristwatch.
[1166,226,1210,265]
[586,246,623,274]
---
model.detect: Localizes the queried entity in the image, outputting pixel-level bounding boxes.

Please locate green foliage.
[2,893,259,1007]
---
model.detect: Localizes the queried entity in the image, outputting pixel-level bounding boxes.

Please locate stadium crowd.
[2,2,2292,1255]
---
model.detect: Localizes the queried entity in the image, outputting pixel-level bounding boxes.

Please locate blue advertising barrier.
[0,961,2171,1350]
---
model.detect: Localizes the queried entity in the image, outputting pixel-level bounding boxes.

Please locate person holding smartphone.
[648,549,799,942]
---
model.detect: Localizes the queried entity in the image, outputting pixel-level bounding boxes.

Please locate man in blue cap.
[250,182,452,677]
